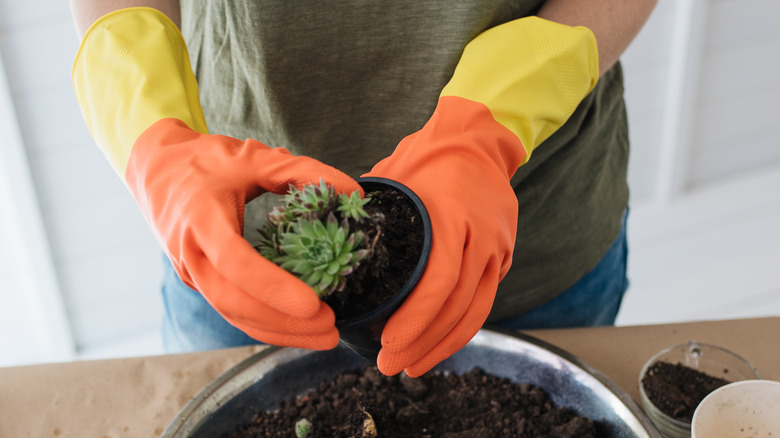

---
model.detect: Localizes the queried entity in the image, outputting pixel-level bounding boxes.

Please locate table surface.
[1,317,777,437]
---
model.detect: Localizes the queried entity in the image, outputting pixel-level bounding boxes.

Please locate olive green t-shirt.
[179,0,629,321]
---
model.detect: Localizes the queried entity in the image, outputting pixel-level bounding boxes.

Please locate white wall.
[1,0,779,366]
[0,49,73,365]
[0,2,163,366]
[623,0,780,200]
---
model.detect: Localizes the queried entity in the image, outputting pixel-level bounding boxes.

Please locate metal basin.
[162,328,661,437]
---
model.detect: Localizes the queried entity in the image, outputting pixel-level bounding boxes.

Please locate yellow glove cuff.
[441,16,599,165]
[72,7,208,177]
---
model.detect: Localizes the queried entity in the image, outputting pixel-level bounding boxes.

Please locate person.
[70,0,657,377]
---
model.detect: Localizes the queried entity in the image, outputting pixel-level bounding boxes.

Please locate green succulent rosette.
[256,180,372,297]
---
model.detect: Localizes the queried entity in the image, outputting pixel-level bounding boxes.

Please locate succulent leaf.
[337,190,371,221]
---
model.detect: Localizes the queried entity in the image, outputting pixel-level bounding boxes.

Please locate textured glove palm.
[127,119,360,349]
[72,8,361,349]
[365,17,599,376]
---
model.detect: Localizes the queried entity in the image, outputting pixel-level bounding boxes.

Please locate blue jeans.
[491,209,629,330]
[161,211,629,352]
[161,256,259,353]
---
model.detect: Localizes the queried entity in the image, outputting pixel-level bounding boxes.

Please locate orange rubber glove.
[72,8,360,349]
[365,17,599,376]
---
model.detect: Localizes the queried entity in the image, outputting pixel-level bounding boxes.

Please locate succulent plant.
[337,190,371,221]
[256,180,372,297]
[266,180,336,227]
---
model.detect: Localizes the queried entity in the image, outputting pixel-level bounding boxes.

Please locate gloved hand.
[72,7,360,349]
[365,17,599,376]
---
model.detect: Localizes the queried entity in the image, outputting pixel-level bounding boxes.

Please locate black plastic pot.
[334,177,432,362]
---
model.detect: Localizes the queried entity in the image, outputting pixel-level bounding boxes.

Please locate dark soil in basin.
[223,365,599,438]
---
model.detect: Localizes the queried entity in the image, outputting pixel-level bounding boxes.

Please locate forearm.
[538,0,658,76]
[69,0,180,37]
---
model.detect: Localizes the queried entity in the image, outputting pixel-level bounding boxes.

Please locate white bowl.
[692,379,780,437]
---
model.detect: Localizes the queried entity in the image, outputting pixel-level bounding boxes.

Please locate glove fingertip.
[242,326,339,351]
[403,368,428,379]
[381,314,428,352]
[405,353,448,378]
[259,279,324,318]
[324,174,362,197]
[376,351,408,376]
[296,329,340,351]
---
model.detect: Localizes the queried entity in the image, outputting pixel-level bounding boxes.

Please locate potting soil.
[325,187,424,320]
[224,366,599,437]
[641,361,731,422]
